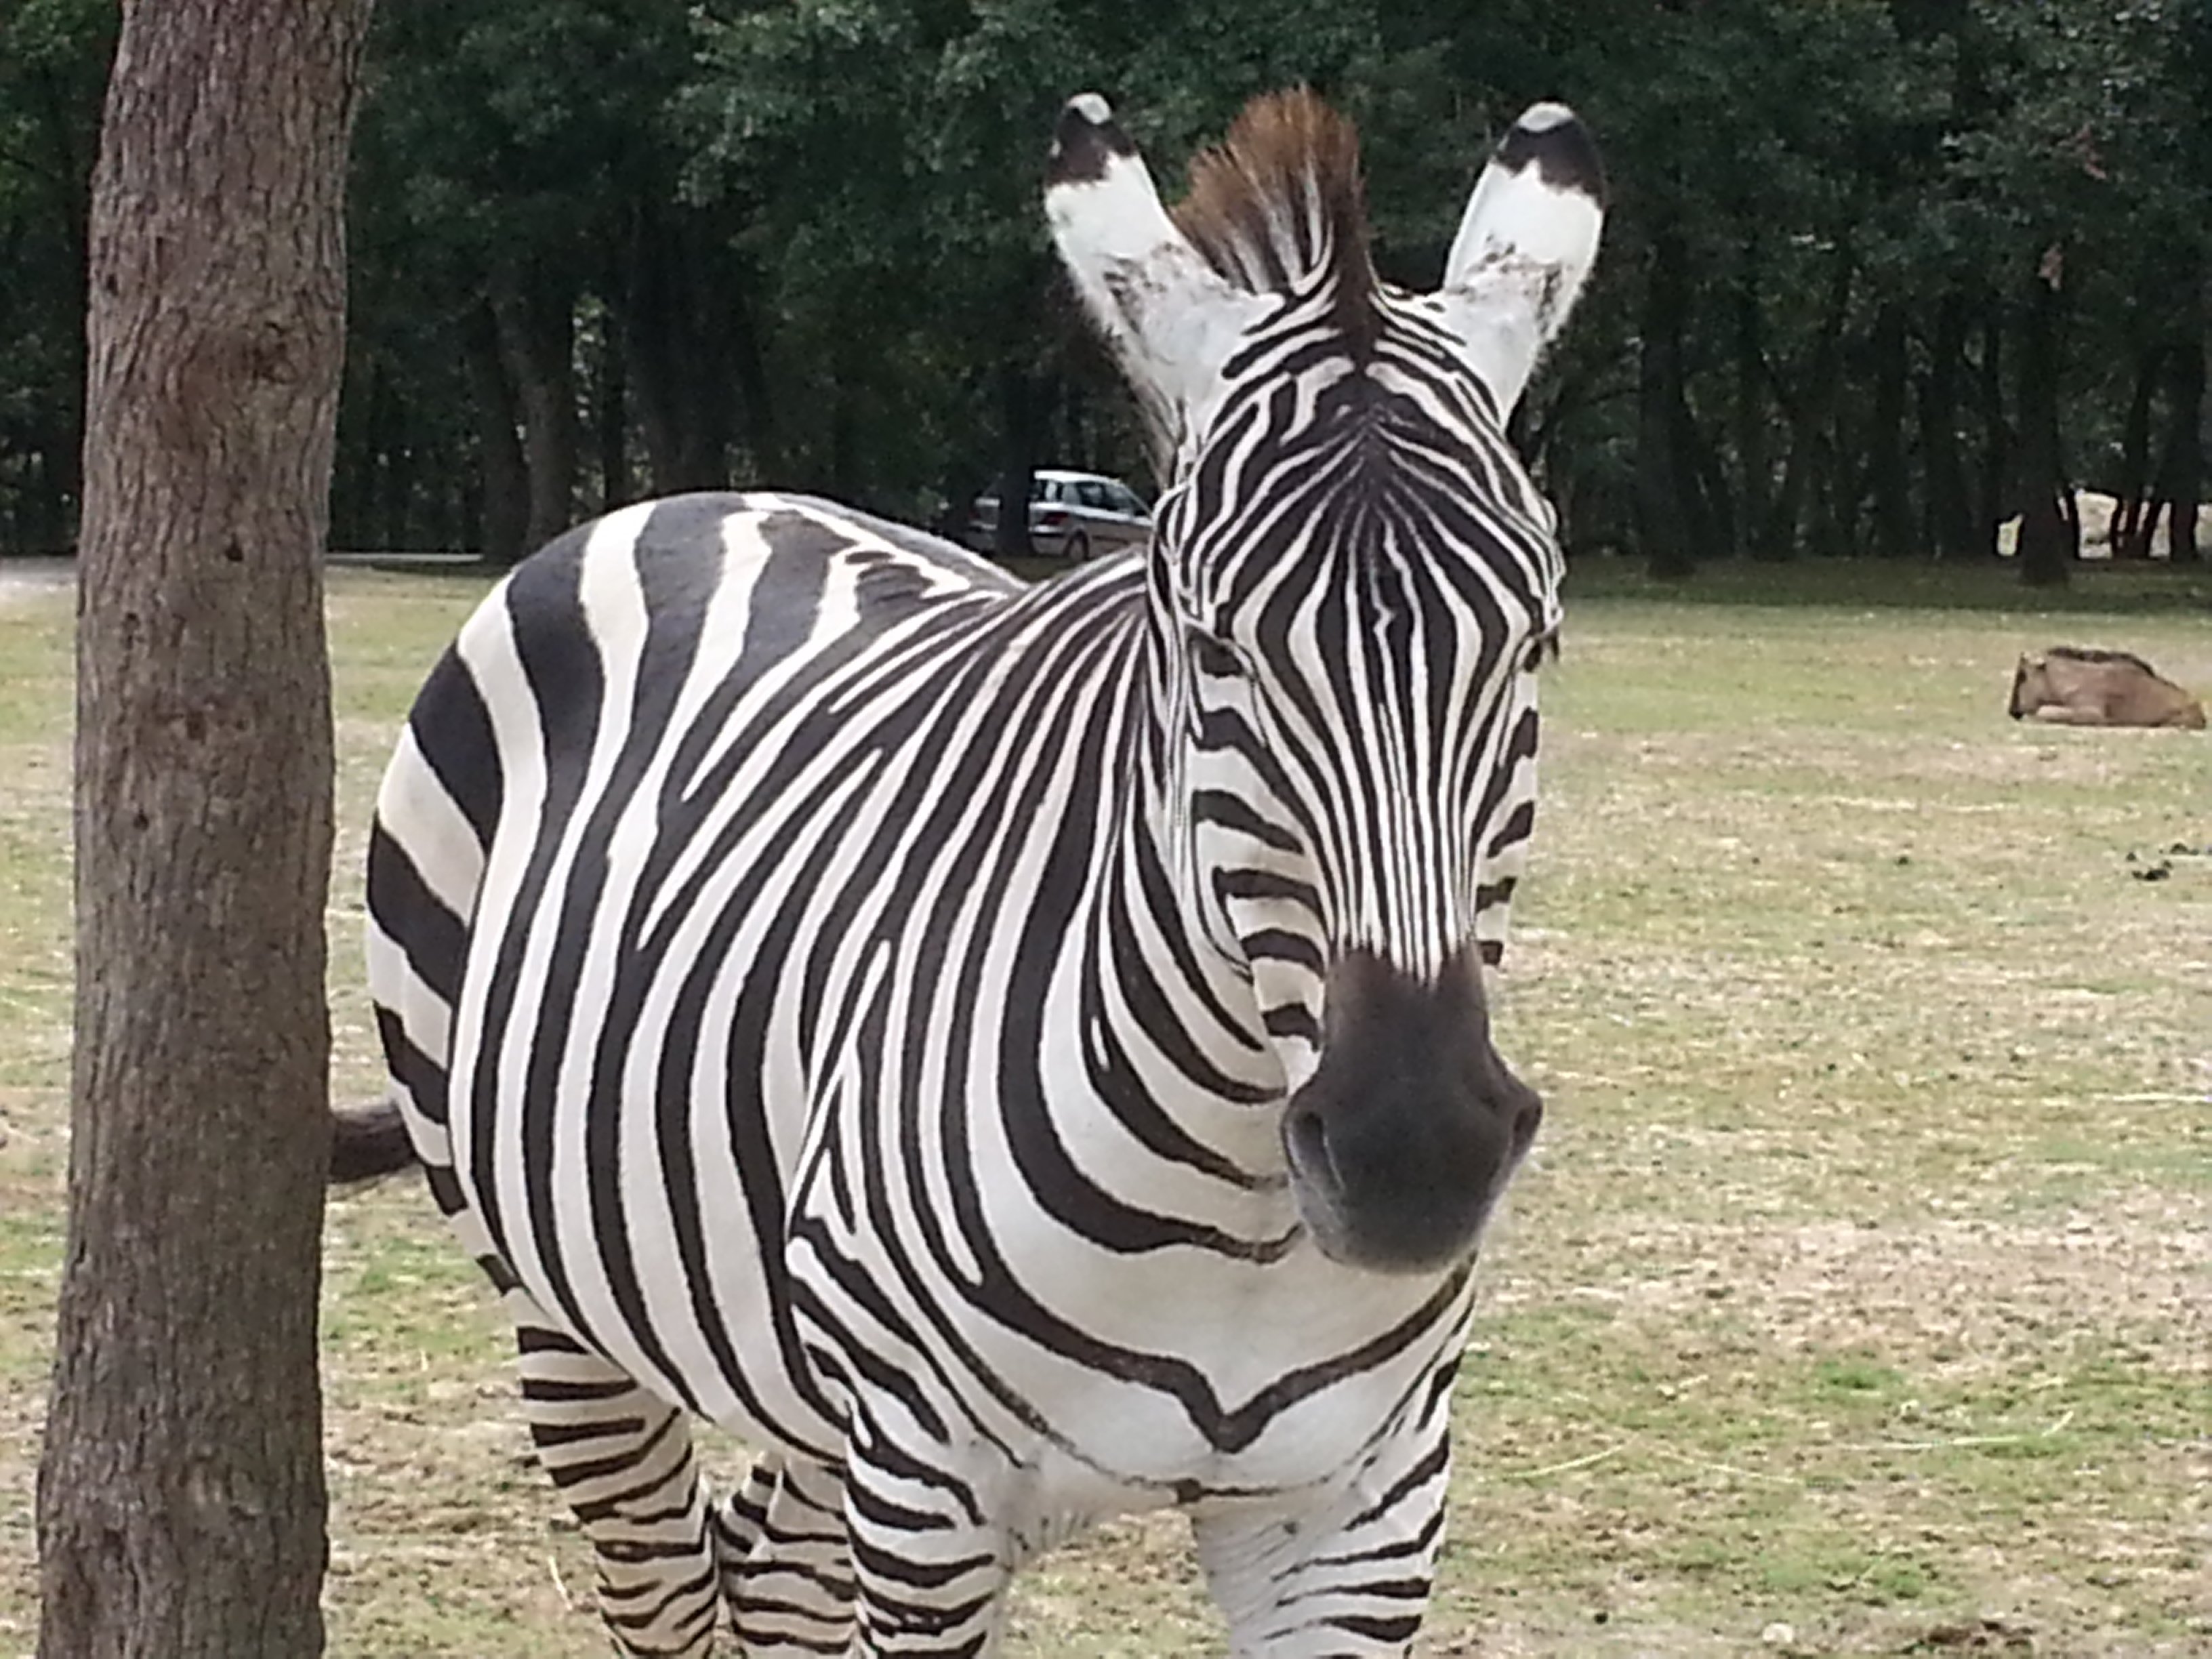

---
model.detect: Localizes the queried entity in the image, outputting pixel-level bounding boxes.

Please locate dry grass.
[1,558,2207,1656]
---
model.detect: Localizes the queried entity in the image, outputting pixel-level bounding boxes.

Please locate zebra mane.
[1172,88,1379,361]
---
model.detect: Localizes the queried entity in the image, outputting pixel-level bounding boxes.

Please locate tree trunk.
[1866,305,1915,558]
[1683,399,1730,559]
[494,275,579,552]
[1764,243,1853,562]
[992,363,1044,559]
[462,300,529,565]
[1921,290,1978,561]
[619,204,739,494]
[2154,259,2203,565]
[376,367,414,551]
[2015,246,2074,588]
[35,1,368,1654]
[1973,300,2011,559]
[1635,228,1698,579]
[827,320,861,503]
[1734,243,1770,563]
[620,206,687,494]
[726,270,779,485]
[594,300,630,515]
[334,358,377,550]
[2110,339,2165,558]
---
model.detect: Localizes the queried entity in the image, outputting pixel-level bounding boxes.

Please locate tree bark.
[2015,246,2074,588]
[1733,241,1770,563]
[619,203,739,494]
[1920,290,1978,562]
[2153,259,2203,565]
[1866,304,1914,558]
[593,285,631,515]
[493,274,579,552]
[35,1,369,1654]
[1635,228,1699,579]
[1764,242,1853,562]
[2110,339,2165,558]
[462,300,529,565]
[1973,299,2012,559]
[992,363,1045,559]
[375,367,415,551]
[726,268,780,485]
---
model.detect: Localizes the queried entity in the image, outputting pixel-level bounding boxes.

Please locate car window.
[1076,480,1110,508]
[1107,484,1147,516]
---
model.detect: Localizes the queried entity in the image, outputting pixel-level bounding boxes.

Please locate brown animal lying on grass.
[2009,647,2207,729]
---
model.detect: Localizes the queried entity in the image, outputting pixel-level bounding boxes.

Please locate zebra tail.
[329,1094,418,1183]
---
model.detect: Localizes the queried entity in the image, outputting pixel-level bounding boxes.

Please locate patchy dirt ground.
[1,567,2206,1656]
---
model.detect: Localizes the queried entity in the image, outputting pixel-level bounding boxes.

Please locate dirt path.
[0,559,72,604]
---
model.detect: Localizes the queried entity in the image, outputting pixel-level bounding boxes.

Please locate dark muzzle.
[1282,948,1542,1274]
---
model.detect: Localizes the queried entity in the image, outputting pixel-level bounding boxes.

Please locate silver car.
[965,468,1152,562]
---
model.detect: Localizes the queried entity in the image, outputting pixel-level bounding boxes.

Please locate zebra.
[334,85,1603,1656]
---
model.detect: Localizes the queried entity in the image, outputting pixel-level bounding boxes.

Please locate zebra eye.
[1189,632,1244,679]
[1523,630,1559,674]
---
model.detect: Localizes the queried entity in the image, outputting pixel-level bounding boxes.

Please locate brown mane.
[2047,644,2158,675]
[1171,89,1379,360]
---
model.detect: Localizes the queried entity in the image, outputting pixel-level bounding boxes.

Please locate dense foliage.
[2,0,2206,580]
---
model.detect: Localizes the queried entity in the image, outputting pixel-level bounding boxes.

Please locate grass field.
[1,556,2207,1656]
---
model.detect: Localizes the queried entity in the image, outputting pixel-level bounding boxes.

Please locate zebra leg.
[1193,1417,1454,1657]
[708,1453,857,1654]
[515,1322,720,1656]
[842,1435,1012,1654]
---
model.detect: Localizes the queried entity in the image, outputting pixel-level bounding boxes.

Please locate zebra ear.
[1046,94,1265,417]
[1435,103,1606,415]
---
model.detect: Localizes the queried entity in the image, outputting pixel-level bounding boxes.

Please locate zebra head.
[1048,89,1604,1275]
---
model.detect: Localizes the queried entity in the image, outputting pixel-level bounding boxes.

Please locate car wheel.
[1063,531,1090,563]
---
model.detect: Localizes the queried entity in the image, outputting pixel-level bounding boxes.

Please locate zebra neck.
[1061,795,1292,1195]
[1097,663,1291,1118]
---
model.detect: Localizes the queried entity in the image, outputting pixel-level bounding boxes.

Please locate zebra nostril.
[1284,1100,1338,1193]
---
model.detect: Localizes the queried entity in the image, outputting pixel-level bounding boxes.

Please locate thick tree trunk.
[462,301,529,565]
[35,2,369,1654]
[2015,246,2074,588]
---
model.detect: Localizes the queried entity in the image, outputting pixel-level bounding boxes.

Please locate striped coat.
[340,86,1604,1657]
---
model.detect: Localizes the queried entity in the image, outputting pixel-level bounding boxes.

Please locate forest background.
[2,0,2209,587]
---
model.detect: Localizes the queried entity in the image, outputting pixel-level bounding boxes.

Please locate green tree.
[0,0,115,550]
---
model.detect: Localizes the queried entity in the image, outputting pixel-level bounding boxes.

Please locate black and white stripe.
[347,87,1603,1656]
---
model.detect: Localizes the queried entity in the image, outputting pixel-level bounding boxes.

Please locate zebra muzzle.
[1281,949,1542,1275]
